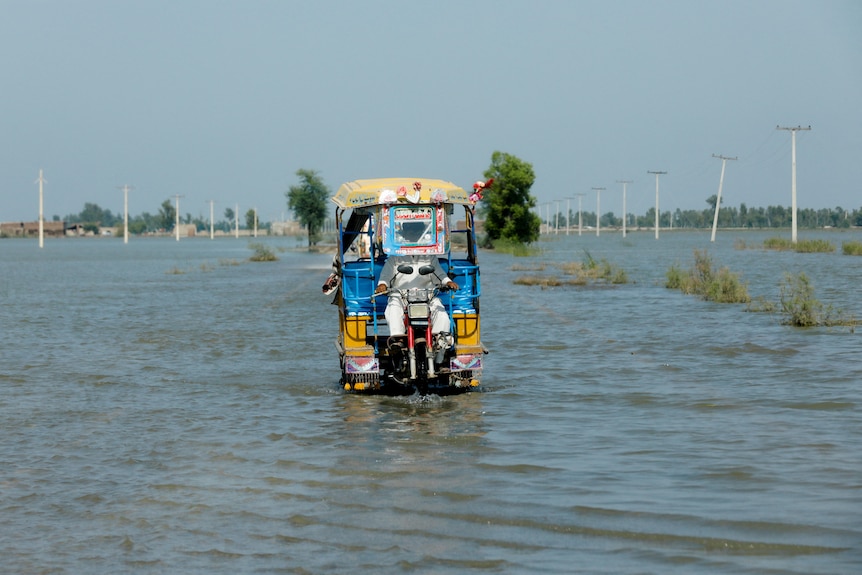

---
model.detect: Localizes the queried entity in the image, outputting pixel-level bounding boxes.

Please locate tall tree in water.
[481,151,541,245]
[286,169,330,246]
[158,199,176,232]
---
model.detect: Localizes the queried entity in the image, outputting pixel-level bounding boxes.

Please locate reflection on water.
[1,233,861,574]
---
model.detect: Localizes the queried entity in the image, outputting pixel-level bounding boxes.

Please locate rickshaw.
[329,178,486,394]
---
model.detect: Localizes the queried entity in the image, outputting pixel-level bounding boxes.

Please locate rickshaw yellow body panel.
[453,312,480,347]
[342,315,371,349]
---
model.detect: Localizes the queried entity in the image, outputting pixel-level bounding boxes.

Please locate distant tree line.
[54,173,860,243]
[547,200,861,231]
[61,200,269,234]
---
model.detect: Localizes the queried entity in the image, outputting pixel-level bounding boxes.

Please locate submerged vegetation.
[513,250,628,286]
[761,237,835,253]
[842,240,862,256]
[492,237,542,257]
[778,272,855,327]
[666,249,750,304]
[249,242,278,262]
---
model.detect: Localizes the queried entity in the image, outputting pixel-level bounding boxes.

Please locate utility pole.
[35,169,46,248]
[565,197,573,235]
[542,202,551,234]
[617,180,632,238]
[592,187,605,236]
[174,194,184,241]
[777,125,811,244]
[544,202,551,234]
[118,184,134,244]
[235,203,239,238]
[206,200,215,239]
[647,171,667,239]
[253,207,258,238]
[575,193,585,236]
[554,200,560,235]
[710,155,737,242]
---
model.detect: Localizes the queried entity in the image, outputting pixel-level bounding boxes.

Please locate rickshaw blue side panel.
[438,259,480,313]
[342,260,387,316]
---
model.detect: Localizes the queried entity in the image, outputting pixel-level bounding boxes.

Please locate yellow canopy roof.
[331,177,471,209]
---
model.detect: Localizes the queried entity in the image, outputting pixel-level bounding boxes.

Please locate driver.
[374,221,459,340]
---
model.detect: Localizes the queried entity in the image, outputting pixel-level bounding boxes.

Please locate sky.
[1,0,860,224]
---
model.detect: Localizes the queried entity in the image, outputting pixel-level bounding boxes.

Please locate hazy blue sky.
[2,0,860,223]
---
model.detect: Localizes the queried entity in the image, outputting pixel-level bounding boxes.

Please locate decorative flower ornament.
[430,188,448,203]
[470,178,493,203]
[379,188,397,203]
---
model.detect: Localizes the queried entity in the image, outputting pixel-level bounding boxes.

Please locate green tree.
[216,207,234,233]
[245,209,258,231]
[286,168,330,246]
[158,200,176,231]
[481,151,541,245]
[739,202,749,227]
[80,202,108,225]
[128,217,147,235]
[64,202,117,227]
[706,194,718,212]
[191,215,207,232]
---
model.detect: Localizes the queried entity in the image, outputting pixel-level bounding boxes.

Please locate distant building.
[0,221,68,237]
[177,223,197,237]
[65,224,86,236]
[270,220,303,236]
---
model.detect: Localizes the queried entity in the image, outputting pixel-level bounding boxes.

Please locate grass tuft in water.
[842,240,862,255]
[580,251,629,284]
[763,237,835,253]
[779,272,855,327]
[795,239,835,253]
[249,242,278,262]
[666,249,750,303]
[512,250,629,286]
[490,238,542,257]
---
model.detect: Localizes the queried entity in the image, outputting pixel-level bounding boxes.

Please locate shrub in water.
[842,240,862,256]
[795,239,835,253]
[249,242,278,262]
[763,237,794,251]
[665,250,750,304]
[513,252,629,286]
[491,238,541,257]
[764,236,834,253]
[779,272,854,327]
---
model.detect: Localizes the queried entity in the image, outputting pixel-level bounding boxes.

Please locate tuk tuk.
[329,178,485,394]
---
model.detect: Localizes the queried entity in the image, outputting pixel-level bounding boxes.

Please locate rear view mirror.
[396,264,414,274]
[418,265,436,276]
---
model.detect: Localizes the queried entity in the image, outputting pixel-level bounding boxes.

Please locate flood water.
[1,230,860,574]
